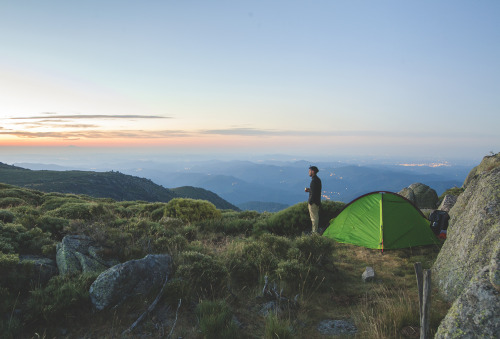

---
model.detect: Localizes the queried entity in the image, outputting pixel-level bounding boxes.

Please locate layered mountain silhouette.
[0,162,239,210]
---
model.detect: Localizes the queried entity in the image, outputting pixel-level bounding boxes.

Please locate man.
[305,165,322,234]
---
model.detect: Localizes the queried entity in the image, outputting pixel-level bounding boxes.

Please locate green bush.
[291,234,335,265]
[26,273,98,323]
[176,251,228,298]
[196,217,253,235]
[275,259,313,290]
[0,210,15,223]
[41,196,84,212]
[224,239,280,284]
[260,201,344,236]
[196,300,240,339]
[47,202,94,220]
[165,198,221,223]
[0,197,24,208]
[0,189,43,206]
[10,205,40,229]
[37,216,69,236]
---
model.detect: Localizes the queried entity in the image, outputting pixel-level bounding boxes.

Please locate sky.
[1,0,499,163]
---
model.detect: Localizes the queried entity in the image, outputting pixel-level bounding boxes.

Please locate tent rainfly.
[322,191,440,250]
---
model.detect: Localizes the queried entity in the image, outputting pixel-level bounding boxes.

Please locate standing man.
[305,165,322,234]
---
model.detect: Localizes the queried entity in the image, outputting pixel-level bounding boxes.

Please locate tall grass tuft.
[264,313,293,339]
[352,286,419,338]
[196,300,239,339]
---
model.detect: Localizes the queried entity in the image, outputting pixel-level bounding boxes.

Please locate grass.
[0,185,451,338]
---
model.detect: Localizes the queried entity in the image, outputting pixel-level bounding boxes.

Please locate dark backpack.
[428,210,450,235]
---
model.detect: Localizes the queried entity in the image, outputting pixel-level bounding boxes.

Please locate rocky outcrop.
[89,254,172,311]
[435,267,499,338]
[18,255,58,286]
[462,153,500,188]
[432,155,500,338]
[56,235,117,275]
[398,183,438,209]
[437,195,458,212]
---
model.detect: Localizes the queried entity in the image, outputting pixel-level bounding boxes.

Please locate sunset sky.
[1,1,499,161]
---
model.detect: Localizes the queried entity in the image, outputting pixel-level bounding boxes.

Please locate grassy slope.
[0,184,450,338]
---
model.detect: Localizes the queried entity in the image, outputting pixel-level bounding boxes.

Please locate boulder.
[438,195,458,212]
[398,183,438,209]
[435,267,499,338]
[56,235,117,275]
[462,153,500,188]
[89,254,172,311]
[432,155,500,337]
[432,165,500,301]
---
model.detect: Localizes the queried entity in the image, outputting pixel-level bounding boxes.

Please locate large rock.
[56,235,116,275]
[435,267,499,338]
[437,195,458,212]
[432,155,500,337]
[398,183,438,209]
[89,254,172,311]
[463,153,500,188]
[19,255,58,286]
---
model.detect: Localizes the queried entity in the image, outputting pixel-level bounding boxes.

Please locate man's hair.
[309,165,319,173]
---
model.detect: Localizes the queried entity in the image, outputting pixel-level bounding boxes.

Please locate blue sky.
[0,0,498,160]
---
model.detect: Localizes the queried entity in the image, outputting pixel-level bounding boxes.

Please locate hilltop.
[0,162,238,210]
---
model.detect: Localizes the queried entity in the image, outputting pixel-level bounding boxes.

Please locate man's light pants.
[308,203,320,233]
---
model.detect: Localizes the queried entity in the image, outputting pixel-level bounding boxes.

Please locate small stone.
[362,267,375,282]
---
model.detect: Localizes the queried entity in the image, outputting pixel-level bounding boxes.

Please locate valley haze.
[2,147,475,211]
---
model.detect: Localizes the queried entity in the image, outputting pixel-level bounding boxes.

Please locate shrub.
[196,300,240,339]
[0,188,43,206]
[224,239,280,285]
[0,197,24,208]
[261,201,344,236]
[291,234,335,265]
[37,216,69,236]
[26,273,98,323]
[176,251,228,298]
[275,259,313,290]
[47,203,94,220]
[10,205,40,229]
[263,202,311,236]
[165,198,221,223]
[0,210,15,223]
[196,218,253,235]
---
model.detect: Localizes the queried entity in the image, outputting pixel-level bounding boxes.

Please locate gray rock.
[399,183,438,209]
[362,267,375,282]
[317,319,357,336]
[56,235,114,275]
[432,155,500,338]
[435,267,500,338]
[89,254,172,311]
[18,255,58,286]
[438,195,458,212]
[432,166,500,301]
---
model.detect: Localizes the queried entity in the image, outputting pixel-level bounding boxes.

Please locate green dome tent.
[322,191,440,250]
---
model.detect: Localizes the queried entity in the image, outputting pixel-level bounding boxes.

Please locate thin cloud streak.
[0,130,190,139]
[9,114,171,120]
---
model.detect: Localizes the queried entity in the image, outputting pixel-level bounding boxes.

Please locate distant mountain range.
[12,159,471,212]
[0,162,239,210]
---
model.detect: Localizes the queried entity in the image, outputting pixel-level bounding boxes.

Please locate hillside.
[0,182,450,338]
[0,162,238,210]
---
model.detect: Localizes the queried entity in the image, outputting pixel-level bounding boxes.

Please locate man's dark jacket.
[308,175,322,205]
